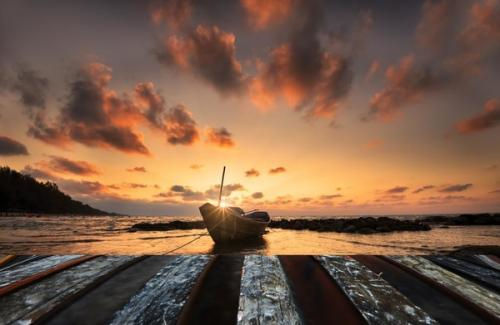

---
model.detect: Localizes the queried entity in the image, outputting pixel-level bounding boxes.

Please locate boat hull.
[199,203,270,243]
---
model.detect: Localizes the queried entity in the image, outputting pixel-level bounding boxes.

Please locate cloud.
[375,194,406,202]
[439,183,473,193]
[385,186,408,194]
[10,66,49,115]
[269,166,286,174]
[420,195,477,205]
[365,55,450,122]
[459,0,500,47]
[364,60,380,81]
[205,127,235,147]
[249,1,355,121]
[124,183,148,189]
[28,63,150,155]
[413,185,435,194]
[416,0,455,50]
[28,63,201,153]
[164,104,200,145]
[455,98,500,134]
[251,191,264,199]
[489,189,500,194]
[0,135,29,156]
[21,165,56,180]
[190,164,203,170]
[149,0,192,29]
[245,168,260,177]
[240,0,294,29]
[126,166,147,173]
[39,156,100,176]
[319,194,342,200]
[155,25,246,95]
[170,185,186,192]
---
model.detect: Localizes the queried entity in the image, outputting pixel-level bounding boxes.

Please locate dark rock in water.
[129,216,432,234]
[420,213,500,225]
[268,217,431,234]
[129,221,205,232]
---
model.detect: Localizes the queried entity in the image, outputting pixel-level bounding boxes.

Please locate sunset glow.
[0,0,499,216]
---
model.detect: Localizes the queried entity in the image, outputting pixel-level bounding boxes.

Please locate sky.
[0,0,499,216]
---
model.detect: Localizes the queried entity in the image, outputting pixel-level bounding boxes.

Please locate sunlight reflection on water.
[0,215,498,255]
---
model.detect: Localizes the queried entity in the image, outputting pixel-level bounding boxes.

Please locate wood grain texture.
[0,256,136,324]
[110,255,211,325]
[427,256,500,292]
[0,255,82,288]
[390,256,500,319]
[315,256,437,325]
[237,255,302,325]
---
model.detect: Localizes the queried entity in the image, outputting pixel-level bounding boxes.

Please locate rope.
[163,232,208,254]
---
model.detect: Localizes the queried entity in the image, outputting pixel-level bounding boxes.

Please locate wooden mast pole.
[218,166,226,207]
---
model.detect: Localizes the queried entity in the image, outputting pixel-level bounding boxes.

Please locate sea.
[0,215,499,255]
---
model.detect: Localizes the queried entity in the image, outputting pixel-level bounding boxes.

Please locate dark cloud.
[269,166,286,174]
[251,191,264,199]
[0,135,29,156]
[319,194,342,200]
[455,98,500,134]
[412,185,434,194]
[10,66,49,115]
[385,186,408,194]
[40,156,100,176]
[126,166,147,173]
[439,183,473,193]
[164,105,200,145]
[28,62,202,153]
[205,183,245,199]
[28,63,150,155]
[420,195,477,205]
[250,1,355,121]
[155,24,246,95]
[489,189,500,194]
[206,127,235,147]
[365,55,450,122]
[125,183,148,189]
[170,185,186,192]
[245,168,260,177]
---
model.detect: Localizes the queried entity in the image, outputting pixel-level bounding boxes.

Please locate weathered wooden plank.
[237,255,302,325]
[390,256,500,319]
[110,255,211,325]
[0,255,82,288]
[0,256,136,324]
[427,256,500,292]
[315,256,437,325]
[477,255,500,271]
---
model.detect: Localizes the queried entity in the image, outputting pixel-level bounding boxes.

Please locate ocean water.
[0,215,499,255]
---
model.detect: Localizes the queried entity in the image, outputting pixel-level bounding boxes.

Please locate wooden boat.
[199,166,270,243]
[199,203,270,243]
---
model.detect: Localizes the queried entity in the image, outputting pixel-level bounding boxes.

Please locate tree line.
[0,166,113,215]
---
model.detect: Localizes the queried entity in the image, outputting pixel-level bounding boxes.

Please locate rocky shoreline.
[130,216,431,234]
[129,213,499,234]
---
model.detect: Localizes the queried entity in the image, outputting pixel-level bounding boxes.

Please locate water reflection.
[210,237,268,254]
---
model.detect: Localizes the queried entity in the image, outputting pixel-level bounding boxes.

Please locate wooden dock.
[0,254,499,324]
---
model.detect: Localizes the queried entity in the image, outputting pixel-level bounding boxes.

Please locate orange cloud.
[416,0,455,50]
[126,166,147,173]
[269,166,286,174]
[38,156,100,176]
[205,127,235,147]
[240,0,294,29]
[363,138,383,150]
[245,168,260,177]
[366,55,448,122]
[455,98,500,134]
[156,25,246,95]
[149,0,192,29]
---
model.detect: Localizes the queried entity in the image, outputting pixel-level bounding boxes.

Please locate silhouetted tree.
[0,166,113,215]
